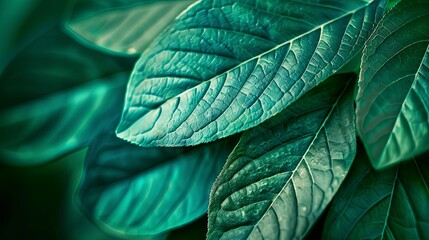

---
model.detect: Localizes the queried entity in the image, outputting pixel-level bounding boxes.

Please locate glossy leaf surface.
[66,0,194,55]
[0,27,133,166]
[208,75,356,239]
[323,152,429,239]
[357,0,429,169]
[78,118,235,236]
[117,0,385,147]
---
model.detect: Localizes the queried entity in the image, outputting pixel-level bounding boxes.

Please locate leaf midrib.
[126,1,371,122]
[379,168,398,240]
[377,45,429,163]
[244,82,350,239]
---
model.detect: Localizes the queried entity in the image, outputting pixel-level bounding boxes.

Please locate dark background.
[0,149,209,240]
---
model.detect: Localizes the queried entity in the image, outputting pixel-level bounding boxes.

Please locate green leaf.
[116,0,385,147]
[356,0,429,169]
[0,27,134,166]
[386,0,401,11]
[0,0,73,73]
[208,74,356,239]
[0,74,127,166]
[77,117,235,237]
[65,0,194,55]
[0,27,133,109]
[323,151,429,239]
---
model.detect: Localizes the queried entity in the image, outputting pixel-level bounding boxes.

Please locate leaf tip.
[115,121,132,143]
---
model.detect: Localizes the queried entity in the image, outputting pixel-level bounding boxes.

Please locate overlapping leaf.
[66,0,194,55]
[116,0,385,147]
[77,112,235,236]
[208,75,356,239]
[0,27,134,166]
[323,151,429,239]
[356,0,429,169]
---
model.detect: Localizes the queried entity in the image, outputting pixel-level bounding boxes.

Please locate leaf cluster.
[1,0,428,239]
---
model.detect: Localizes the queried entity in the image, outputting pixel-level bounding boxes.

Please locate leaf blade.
[208,74,357,239]
[0,27,134,166]
[323,151,429,239]
[356,0,429,169]
[0,74,127,166]
[117,0,385,147]
[78,117,235,236]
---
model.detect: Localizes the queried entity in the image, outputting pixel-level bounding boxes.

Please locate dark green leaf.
[356,0,429,169]
[0,27,134,166]
[116,0,385,147]
[386,0,400,11]
[323,151,429,239]
[208,74,356,239]
[0,0,73,73]
[78,117,235,236]
[66,0,194,55]
[0,27,132,109]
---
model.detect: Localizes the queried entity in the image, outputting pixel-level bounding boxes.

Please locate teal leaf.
[77,116,235,236]
[323,150,429,239]
[66,0,194,55]
[0,74,126,166]
[208,74,356,239]
[356,0,429,169]
[0,27,134,166]
[116,0,386,147]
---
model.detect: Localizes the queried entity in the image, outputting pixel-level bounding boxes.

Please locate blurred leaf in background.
[75,97,236,238]
[0,26,135,166]
[65,0,194,55]
[0,0,74,73]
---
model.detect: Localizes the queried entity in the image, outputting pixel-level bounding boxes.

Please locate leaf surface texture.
[78,116,234,235]
[323,152,429,239]
[356,0,429,169]
[117,0,386,146]
[208,75,356,239]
